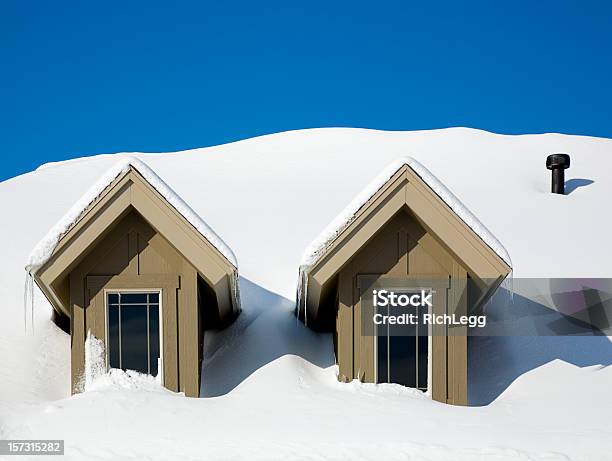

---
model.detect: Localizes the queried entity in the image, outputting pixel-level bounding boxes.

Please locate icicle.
[235,270,241,310]
[23,273,29,333]
[295,270,302,327]
[23,271,34,335]
[230,269,241,313]
[302,269,308,328]
[502,268,514,306]
[30,273,34,334]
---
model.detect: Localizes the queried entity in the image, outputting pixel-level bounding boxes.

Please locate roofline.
[301,159,512,273]
[296,161,512,324]
[28,160,238,275]
[27,159,240,318]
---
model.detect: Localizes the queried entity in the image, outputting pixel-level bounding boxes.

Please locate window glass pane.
[120,305,149,374]
[377,333,388,383]
[376,305,389,383]
[389,335,417,388]
[388,301,417,388]
[107,304,120,369]
[107,292,161,376]
[374,293,429,390]
[417,305,428,390]
[121,293,148,304]
[148,305,160,377]
[417,336,428,390]
[107,293,119,305]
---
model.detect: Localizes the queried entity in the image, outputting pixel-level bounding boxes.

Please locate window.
[107,292,160,377]
[376,295,428,391]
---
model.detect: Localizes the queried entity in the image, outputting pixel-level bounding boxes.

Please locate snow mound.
[25,156,238,271]
[85,368,170,394]
[301,156,512,269]
[82,331,106,392]
[493,359,612,405]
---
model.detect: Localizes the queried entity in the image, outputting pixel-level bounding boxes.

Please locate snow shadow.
[565,178,594,195]
[468,290,612,406]
[200,277,612,401]
[199,277,335,397]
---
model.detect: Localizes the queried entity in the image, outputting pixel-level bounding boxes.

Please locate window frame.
[373,288,433,394]
[104,288,164,384]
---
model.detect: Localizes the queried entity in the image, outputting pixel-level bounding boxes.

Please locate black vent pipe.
[546,153,570,194]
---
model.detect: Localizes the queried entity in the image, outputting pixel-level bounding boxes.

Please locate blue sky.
[2,1,611,181]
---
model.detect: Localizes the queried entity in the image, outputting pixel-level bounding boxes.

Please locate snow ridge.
[25,157,238,271]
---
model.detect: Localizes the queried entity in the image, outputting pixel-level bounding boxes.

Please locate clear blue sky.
[2,1,611,181]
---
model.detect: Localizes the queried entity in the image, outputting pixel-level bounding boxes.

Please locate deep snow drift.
[1,128,611,460]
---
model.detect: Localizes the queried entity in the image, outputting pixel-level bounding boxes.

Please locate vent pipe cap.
[546,153,570,170]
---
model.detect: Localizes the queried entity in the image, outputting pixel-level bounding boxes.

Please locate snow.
[300,156,512,269]
[297,156,513,311]
[82,331,106,392]
[25,156,238,271]
[0,127,611,460]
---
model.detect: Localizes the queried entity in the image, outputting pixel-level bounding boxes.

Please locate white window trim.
[104,289,164,385]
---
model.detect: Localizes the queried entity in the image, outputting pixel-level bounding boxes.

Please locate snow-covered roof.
[26,157,238,271]
[300,156,512,271]
[3,129,611,461]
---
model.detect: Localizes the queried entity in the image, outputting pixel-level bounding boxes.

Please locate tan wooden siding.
[36,168,238,322]
[69,210,204,397]
[304,165,510,324]
[335,208,469,404]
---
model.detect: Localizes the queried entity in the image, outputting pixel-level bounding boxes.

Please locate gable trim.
[29,161,240,319]
[298,160,512,324]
